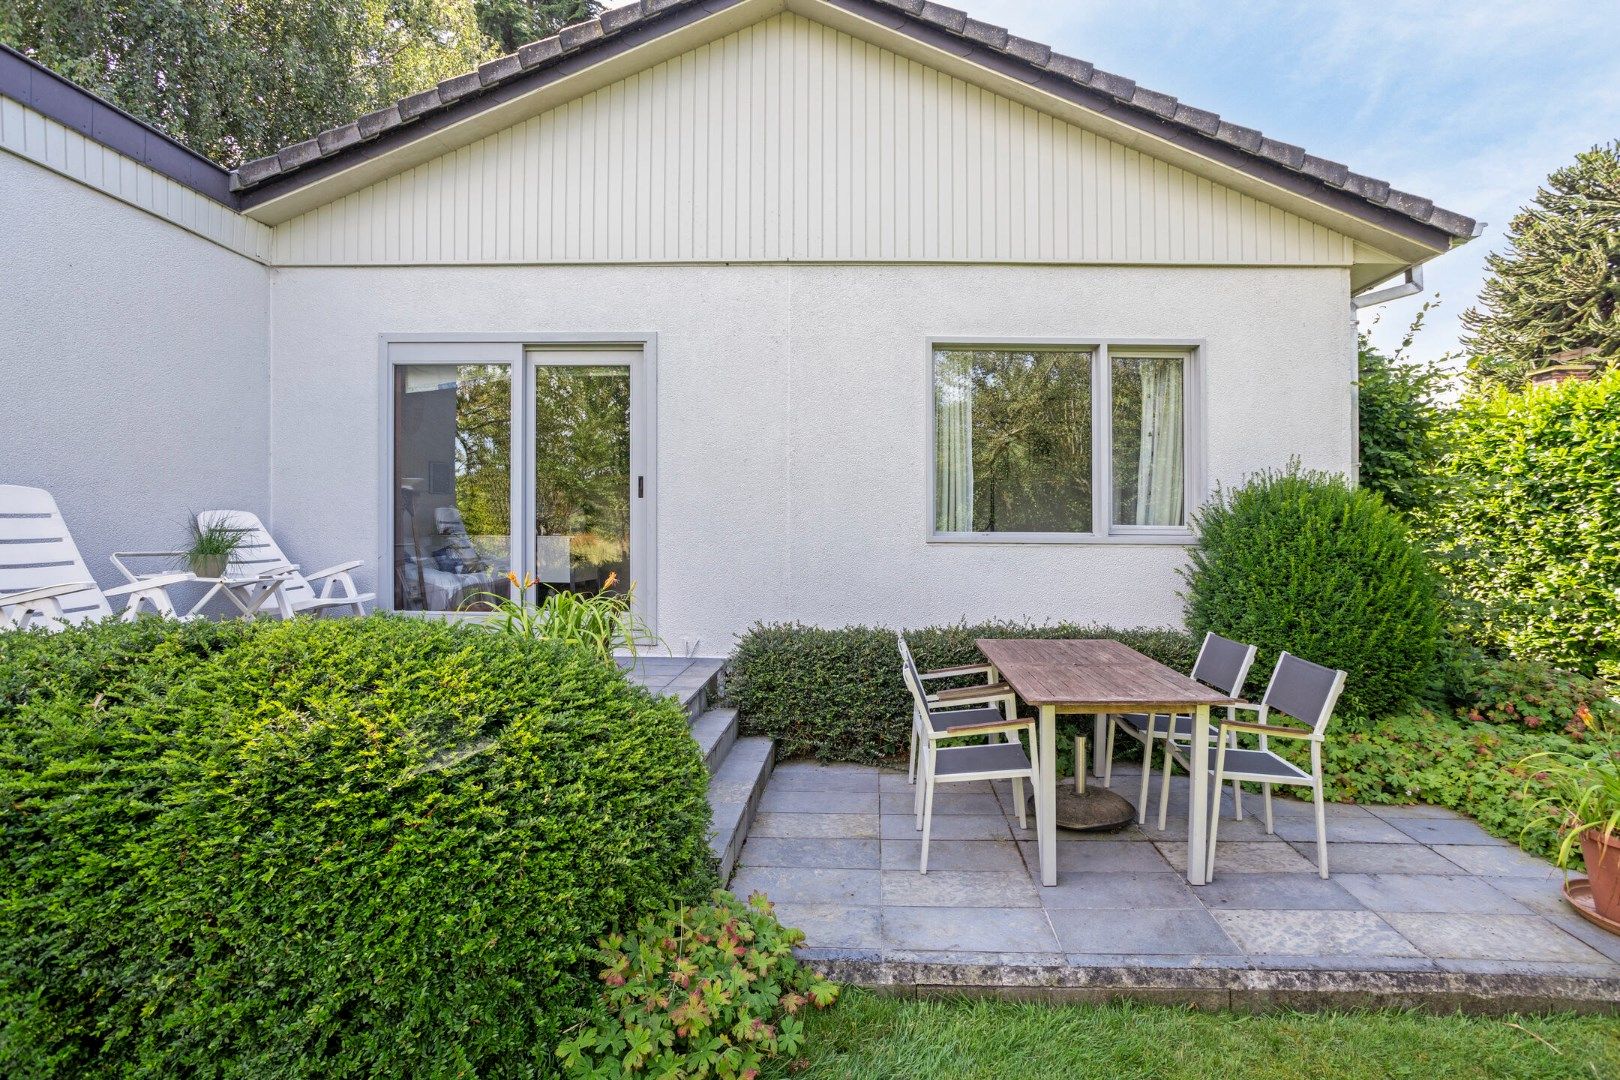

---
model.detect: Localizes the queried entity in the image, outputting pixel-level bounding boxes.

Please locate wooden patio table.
[976,638,1239,887]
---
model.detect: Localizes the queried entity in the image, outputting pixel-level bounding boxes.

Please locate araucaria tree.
[1460,141,1620,390]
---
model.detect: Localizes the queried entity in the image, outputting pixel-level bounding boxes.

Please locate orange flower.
[603,571,619,590]
[506,571,520,587]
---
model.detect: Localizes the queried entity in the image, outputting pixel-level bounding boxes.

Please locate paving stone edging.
[799,952,1620,1015]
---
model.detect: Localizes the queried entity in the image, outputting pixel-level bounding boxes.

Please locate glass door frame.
[378,333,658,632]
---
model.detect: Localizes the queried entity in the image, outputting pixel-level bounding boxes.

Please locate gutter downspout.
[1347,265,1425,485]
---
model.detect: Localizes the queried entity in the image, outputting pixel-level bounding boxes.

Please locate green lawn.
[769,991,1620,1080]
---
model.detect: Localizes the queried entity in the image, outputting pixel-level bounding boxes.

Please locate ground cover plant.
[557,891,838,1078]
[0,615,713,1078]
[764,991,1620,1080]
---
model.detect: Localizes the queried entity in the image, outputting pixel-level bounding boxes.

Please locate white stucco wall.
[269,262,1353,654]
[0,153,272,591]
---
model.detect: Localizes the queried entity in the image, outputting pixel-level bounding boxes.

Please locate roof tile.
[233,154,282,189]
[1130,87,1178,119]
[559,20,605,51]
[317,123,362,155]
[357,105,402,140]
[1215,120,1263,152]
[1300,153,1349,187]
[277,139,321,170]
[1258,137,1306,169]
[1385,189,1435,221]
[437,71,483,104]
[478,54,522,85]
[919,3,968,33]
[962,18,1008,50]
[884,0,928,13]
[518,36,563,69]
[600,3,647,34]
[1342,172,1392,203]
[397,88,442,122]
[1045,52,1095,84]
[1005,35,1051,67]
[1088,69,1136,99]
[1172,103,1220,135]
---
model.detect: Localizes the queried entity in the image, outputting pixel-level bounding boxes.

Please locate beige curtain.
[934,352,974,532]
[1134,357,1185,526]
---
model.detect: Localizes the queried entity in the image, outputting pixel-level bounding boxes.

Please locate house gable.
[271,12,1362,271]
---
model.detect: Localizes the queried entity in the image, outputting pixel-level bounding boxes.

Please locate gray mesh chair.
[899,637,1037,873]
[1102,633,1257,827]
[1199,652,1348,880]
[897,633,1019,786]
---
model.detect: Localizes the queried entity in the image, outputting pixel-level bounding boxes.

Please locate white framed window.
[928,340,1202,543]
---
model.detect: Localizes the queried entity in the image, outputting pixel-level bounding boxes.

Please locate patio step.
[691,707,739,774]
[706,736,775,883]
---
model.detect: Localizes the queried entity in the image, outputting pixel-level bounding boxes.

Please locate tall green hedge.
[729,622,1199,763]
[0,616,713,1078]
[1422,369,1620,674]
[1182,466,1442,721]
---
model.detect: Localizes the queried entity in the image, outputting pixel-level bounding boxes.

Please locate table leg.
[1091,714,1107,776]
[1038,704,1057,887]
[185,581,226,619]
[1185,703,1211,886]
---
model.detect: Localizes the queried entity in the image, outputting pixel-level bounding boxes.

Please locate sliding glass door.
[387,341,651,623]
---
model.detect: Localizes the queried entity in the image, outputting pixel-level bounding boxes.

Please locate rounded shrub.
[1182,465,1441,720]
[0,615,713,1078]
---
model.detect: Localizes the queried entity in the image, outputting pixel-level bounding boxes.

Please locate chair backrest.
[895,632,929,711]
[198,510,317,610]
[1190,632,1258,698]
[1260,652,1349,735]
[0,485,111,626]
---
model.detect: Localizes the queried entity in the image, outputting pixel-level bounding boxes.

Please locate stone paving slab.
[736,761,1620,1010]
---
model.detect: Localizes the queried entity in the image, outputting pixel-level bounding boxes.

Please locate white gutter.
[1351,265,1424,310]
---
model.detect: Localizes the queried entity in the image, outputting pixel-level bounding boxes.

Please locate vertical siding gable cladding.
[271,13,1352,267]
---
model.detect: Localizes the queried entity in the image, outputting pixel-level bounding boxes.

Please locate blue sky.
[923,0,1620,366]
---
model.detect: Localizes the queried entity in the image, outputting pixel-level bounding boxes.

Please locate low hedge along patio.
[0,617,714,1077]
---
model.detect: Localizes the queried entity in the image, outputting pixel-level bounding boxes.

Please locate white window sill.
[928,531,1196,546]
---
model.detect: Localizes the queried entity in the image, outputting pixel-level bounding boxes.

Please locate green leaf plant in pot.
[182,513,252,580]
[1523,749,1620,923]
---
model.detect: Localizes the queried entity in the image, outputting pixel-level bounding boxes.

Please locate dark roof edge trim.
[0,43,239,208]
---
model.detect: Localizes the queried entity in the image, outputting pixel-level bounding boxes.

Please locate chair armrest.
[104,572,193,597]
[1220,719,1315,739]
[941,715,1028,737]
[305,560,363,581]
[929,681,1013,703]
[109,550,185,583]
[918,663,995,681]
[1,581,94,606]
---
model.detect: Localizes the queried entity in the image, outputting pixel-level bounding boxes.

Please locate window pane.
[1111,354,1186,527]
[534,364,632,600]
[934,348,1094,534]
[393,364,512,612]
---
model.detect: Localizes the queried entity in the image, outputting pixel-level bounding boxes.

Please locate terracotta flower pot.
[1579,828,1620,922]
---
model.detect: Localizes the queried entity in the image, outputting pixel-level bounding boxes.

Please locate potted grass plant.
[1524,751,1620,924]
[182,514,252,579]
[471,571,656,664]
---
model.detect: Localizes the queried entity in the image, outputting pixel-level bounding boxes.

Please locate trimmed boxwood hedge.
[0,616,713,1078]
[729,621,1199,764]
